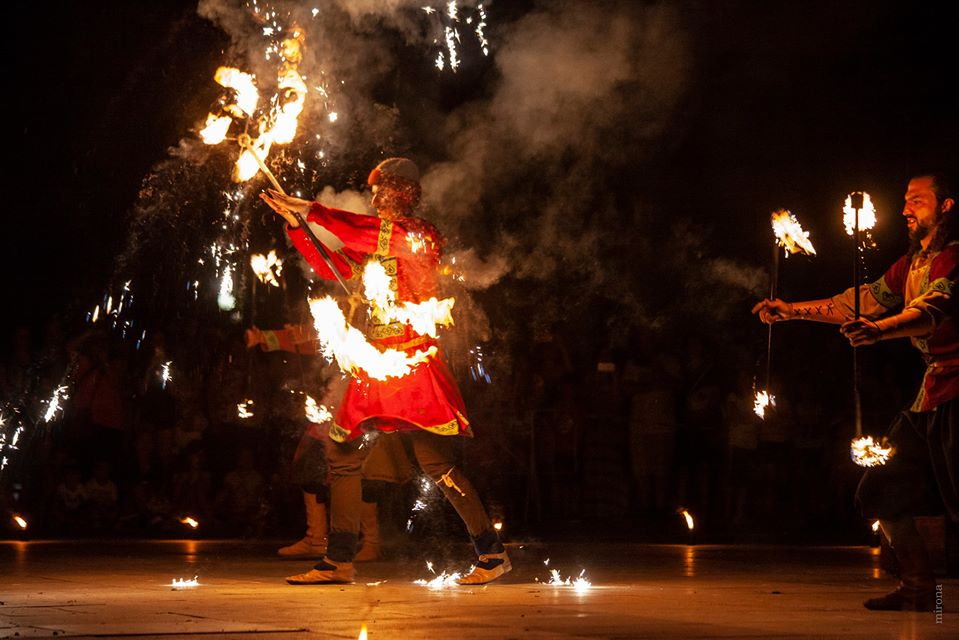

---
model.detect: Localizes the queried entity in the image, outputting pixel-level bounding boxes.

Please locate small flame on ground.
[677,507,695,531]
[171,576,200,589]
[850,436,895,467]
[843,192,877,237]
[871,520,881,533]
[179,516,199,529]
[753,389,775,419]
[771,209,816,256]
[493,520,503,532]
[414,569,463,588]
[13,514,28,530]
[544,567,592,593]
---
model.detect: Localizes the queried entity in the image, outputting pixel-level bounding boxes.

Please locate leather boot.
[354,501,380,562]
[457,529,511,585]
[865,518,936,611]
[286,557,355,584]
[278,492,328,557]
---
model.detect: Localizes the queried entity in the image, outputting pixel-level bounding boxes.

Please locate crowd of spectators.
[1,314,910,543]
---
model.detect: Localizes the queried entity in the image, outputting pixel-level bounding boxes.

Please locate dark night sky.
[9,0,958,340]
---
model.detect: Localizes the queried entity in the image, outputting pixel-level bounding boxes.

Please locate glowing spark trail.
[42,386,69,423]
[160,361,173,389]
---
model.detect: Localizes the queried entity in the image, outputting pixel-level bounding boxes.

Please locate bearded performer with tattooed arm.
[753,173,957,611]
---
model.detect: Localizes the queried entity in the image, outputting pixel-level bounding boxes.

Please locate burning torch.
[843,192,894,467]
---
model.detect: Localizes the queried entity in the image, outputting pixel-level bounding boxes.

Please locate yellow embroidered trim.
[420,418,461,436]
[375,219,393,257]
[869,276,903,309]
[369,322,406,339]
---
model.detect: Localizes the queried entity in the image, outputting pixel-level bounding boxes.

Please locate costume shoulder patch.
[869,277,904,309]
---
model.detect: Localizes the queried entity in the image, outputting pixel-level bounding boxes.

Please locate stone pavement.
[1,541,955,639]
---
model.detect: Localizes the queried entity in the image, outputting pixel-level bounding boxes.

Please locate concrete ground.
[1,540,955,639]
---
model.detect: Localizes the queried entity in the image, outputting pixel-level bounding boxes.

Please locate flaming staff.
[198,29,352,296]
[757,210,817,418]
[842,192,893,467]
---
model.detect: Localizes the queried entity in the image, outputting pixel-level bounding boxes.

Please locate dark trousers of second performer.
[323,430,500,563]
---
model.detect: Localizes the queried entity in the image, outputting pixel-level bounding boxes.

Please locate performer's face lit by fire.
[903,175,952,244]
[371,181,413,221]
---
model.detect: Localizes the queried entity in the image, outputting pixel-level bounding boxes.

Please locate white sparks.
[414,569,463,588]
[218,267,237,311]
[43,386,70,423]
[160,361,173,389]
[851,436,895,467]
[328,111,338,123]
[545,567,592,593]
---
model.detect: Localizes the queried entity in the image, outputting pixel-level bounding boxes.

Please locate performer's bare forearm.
[874,308,933,340]
[787,298,846,323]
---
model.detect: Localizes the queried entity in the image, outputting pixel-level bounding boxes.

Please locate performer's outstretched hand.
[840,319,882,346]
[751,298,792,324]
[260,189,311,227]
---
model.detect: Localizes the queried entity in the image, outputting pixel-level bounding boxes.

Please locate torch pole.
[851,194,864,438]
[238,136,353,296]
[765,244,780,394]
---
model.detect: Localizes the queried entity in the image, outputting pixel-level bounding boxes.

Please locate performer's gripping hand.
[840,319,882,346]
[751,298,792,324]
[259,189,311,228]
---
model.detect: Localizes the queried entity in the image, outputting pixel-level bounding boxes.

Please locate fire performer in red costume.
[260,157,510,585]
[753,172,958,611]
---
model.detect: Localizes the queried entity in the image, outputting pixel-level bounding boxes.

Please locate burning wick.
[13,514,28,530]
[304,396,332,424]
[492,520,504,532]
[871,520,881,533]
[237,400,255,419]
[850,436,895,467]
[771,209,816,257]
[179,516,199,529]
[677,507,695,531]
[843,192,877,237]
[250,250,284,287]
[171,576,200,589]
[753,389,775,419]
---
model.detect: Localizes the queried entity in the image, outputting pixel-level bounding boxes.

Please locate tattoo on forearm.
[795,301,837,319]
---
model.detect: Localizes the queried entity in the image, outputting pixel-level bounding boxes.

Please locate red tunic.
[832,242,959,411]
[288,202,471,442]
